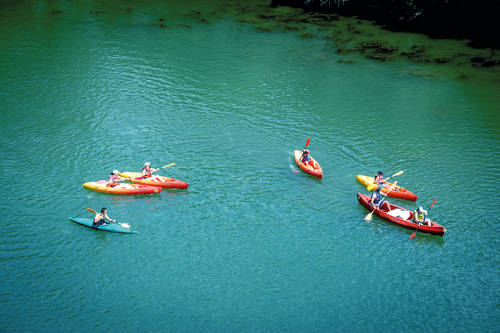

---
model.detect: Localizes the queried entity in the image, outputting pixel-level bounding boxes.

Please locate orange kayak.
[294,150,323,179]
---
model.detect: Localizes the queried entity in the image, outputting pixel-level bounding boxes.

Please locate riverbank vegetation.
[270,0,500,50]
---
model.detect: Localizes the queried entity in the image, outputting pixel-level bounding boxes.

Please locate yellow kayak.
[83,181,161,195]
[356,175,417,201]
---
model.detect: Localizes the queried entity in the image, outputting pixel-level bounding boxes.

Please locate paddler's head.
[101,207,107,214]
[377,170,383,175]
[113,170,119,175]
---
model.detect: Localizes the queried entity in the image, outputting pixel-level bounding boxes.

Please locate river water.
[1,1,499,332]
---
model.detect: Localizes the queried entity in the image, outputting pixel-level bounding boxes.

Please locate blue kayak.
[69,217,138,234]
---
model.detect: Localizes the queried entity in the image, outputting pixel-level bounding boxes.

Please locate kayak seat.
[387,209,411,220]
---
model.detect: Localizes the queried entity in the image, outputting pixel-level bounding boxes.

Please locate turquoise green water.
[1,1,499,332]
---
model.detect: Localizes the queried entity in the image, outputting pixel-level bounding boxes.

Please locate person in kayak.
[107,170,125,187]
[413,206,431,226]
[370,184,389,210]
[374,170,385,185]
[141,162,159,178]
[300,150,315,167]
[93,207,116,227]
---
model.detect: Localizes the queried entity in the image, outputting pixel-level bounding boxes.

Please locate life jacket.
[374,174,384,184]
[142,166,152,178]
[302,153,311,163]
[108,174,120,186]
[414,211,426,222]
[93,214,105,226]
[372,191,383,205]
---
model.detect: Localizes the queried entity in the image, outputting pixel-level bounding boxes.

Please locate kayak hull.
[119,172,189,189]
[83,181,161,195]
[357,193,445,236]
[356,175,417,201]
[293,150,323,179]
[69,217,138,234]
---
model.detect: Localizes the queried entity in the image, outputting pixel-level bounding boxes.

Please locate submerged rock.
[434,57,451,64]
[300,32,316,39]
[336,47,361,54]
[337,59,356,64]
[482,60,500,67]
[365,54,391,61]
[361,41,382,49]
[470,56,485,63]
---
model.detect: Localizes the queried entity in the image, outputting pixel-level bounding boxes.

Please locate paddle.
[364,181,397,222]
[409,198,437,239]
[161,163,175,169]
[86,208,130,229]
[367,170,404,191]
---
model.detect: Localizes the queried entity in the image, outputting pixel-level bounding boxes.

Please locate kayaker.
[374,170,385,185]
[107,170,125,187]
[301,150,315,167]
[93,207,116,227]
[413,206,431,226]
[370,184,388,210]
[141,162,159,178]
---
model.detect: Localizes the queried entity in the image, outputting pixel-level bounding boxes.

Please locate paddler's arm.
[104,213,116,223]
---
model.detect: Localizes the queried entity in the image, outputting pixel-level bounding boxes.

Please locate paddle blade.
[429,198,437,209]
[86,208,97,214]
[119,223,130,229]
[161,163,175,169]
[364,211,374,221]
[305,137,310,148]
[391,170,404,177]
[409,232,416,239]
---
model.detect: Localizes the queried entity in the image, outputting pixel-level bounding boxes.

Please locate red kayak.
[294,150,323,179]
[357,192,446,236]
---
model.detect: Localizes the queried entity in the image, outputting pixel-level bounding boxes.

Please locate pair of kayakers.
[107,162,160,186]
[370,184,431,226]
